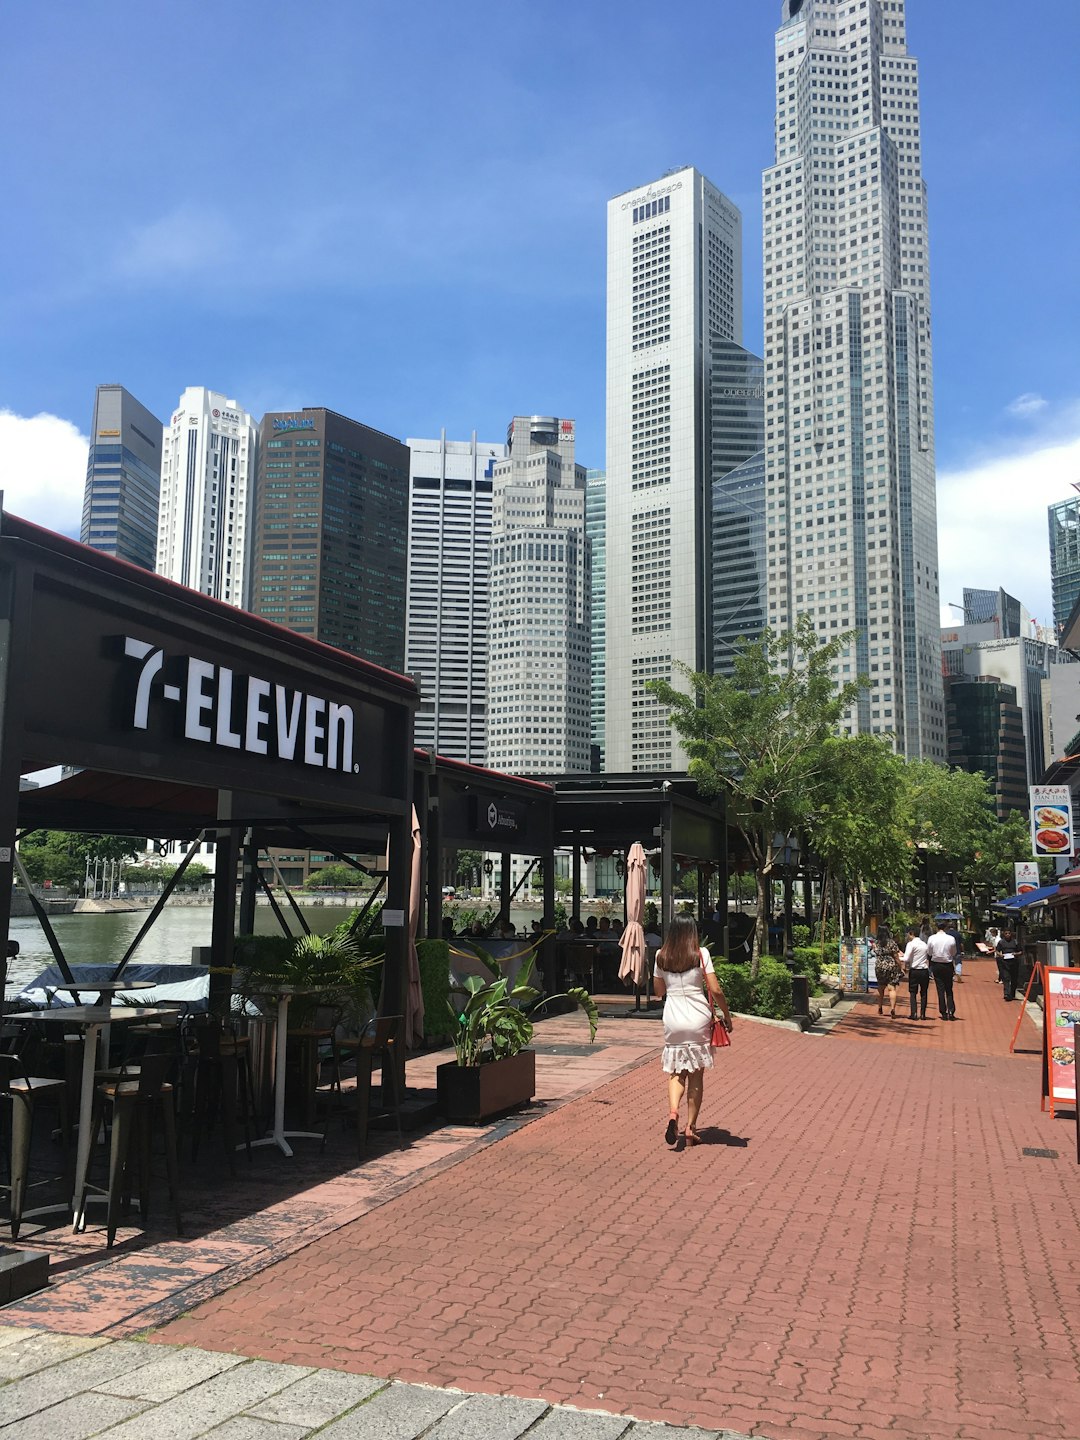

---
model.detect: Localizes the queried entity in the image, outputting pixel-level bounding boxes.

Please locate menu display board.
[839,937,870,992]
[1029,784,1073,860]
[1043,966,1080,1116]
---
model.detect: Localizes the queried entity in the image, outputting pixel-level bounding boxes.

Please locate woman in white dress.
[653,915,733,1147]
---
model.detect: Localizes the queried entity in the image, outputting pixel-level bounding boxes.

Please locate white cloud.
[0,410,88,536]
[1005,392,1049,420]
[937,408,1080,631]
[117,206,239,280]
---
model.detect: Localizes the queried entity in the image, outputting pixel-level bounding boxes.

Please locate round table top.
[48,979,157,994]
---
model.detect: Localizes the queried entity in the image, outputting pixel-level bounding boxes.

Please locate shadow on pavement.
[696,1126,750,1147]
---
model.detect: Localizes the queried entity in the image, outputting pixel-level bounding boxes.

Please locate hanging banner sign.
[1043,965,1080,1116]
[1029,785,1073,859]
[1014,861,1040,895]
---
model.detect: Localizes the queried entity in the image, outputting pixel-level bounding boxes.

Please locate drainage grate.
[1022,1147,1059,1159]
[535,1043,607,1057]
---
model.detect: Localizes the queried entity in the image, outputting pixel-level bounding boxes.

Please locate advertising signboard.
[1029,785,1073,859]
[1014,861,1041,895]
[839,937,870,992]
[1043,966,1080,1116]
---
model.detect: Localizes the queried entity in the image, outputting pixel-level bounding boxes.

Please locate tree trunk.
[752,868,769,979]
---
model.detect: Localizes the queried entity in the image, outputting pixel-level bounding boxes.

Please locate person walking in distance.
[998,929,1021,1001]
[653,914,732,1147]
[927,918,958,1021]
[873,928,905,1018]
[903,925,931,1021]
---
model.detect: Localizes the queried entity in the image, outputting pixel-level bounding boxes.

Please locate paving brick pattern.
[156,967,1080,1440]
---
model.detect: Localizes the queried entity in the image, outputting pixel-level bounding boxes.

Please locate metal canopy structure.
[0,507,418,1006]
[414,750,556,941]
[549,773,735,936]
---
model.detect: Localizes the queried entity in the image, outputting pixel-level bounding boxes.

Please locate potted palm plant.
[436,943,597,1123]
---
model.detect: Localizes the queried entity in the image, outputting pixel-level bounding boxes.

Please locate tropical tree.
[648,616,863,973]
[812,734,913,932]
[18,830,144,889]
[454,849,483,889]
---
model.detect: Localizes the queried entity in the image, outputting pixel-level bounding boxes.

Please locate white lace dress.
[658,949,715,1074]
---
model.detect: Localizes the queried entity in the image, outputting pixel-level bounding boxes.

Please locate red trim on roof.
[414,748,553,795]
[1,511,417,697]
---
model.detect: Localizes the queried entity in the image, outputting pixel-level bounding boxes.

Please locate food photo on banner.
[1014,861,1040,896]
[1028,784,1074,860]
[1043,967,1080,1117]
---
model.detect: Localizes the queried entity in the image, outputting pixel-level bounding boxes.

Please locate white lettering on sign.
[122,637,358,774]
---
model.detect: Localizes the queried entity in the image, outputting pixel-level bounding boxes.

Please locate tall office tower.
[586,469,606,770]
[81,384,163,570]
[710,340,766,674]
[405,432,506,763]
[1049,494,1080,637]
[944,676,1027,819]
[940,626,1072,786]
[962,586,1027,638]
[250,409,408,671]
[765,1,944,758]
[605,167,742,771]
[487,416,590,776]
[158,387,256,607]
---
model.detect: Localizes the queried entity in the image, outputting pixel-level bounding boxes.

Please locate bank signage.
[122,637,358,774]
[272,416,316,433]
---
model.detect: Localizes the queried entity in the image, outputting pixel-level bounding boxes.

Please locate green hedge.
[713,956,794,1021]
[791,946,823,986]
[417,939,451,1042]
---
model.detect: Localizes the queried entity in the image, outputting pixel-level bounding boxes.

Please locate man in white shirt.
[926,919,958,1021]
[903,926,931,1021]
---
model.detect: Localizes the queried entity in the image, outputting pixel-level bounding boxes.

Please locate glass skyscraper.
[764,1,945,758]
[710,340,765,675]
[81,384,162,571]
[1049,495,1080,637]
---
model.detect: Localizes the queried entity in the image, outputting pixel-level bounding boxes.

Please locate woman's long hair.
[657,914,703,974]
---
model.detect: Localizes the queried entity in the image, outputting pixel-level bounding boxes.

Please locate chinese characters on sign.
[1028,785,1073,859]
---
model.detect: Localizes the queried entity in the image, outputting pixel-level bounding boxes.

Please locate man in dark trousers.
[998,930,1021,1001]
[926,918,958,1020]
[903,925,931,1021]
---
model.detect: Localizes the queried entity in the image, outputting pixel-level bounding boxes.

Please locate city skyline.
[1,1,1077,630]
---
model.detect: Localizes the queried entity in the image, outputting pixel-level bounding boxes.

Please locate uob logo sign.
[122,637,358,774]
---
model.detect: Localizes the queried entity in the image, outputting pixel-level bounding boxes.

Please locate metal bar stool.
[78,1051,182,1248]
[186,1018,256,1173]
[0,1030,71,1240]
[336,1015,405,1157]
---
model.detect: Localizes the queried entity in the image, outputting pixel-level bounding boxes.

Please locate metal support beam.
[111,831,208,978]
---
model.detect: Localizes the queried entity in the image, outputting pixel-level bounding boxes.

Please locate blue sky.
[1,0,1078,625]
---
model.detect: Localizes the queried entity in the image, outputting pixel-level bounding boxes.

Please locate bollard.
[790,973,811,1018]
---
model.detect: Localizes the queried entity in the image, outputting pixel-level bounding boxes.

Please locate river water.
[4,901,544,996]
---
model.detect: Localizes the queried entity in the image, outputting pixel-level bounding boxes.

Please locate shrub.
[791,946,823,986]
[713,961,753,1016]
[792,924,811,948]
[753,956,795,1020]
[417,939,452,1042]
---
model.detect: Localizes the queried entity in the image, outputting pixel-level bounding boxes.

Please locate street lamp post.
[769,832,802,968]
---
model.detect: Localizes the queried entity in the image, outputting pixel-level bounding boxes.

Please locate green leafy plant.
[235,927,381,1027]
[449,942,598,1067]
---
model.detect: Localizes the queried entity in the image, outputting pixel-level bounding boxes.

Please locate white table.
[5,1005,165,1231]
[247,985,324,1157]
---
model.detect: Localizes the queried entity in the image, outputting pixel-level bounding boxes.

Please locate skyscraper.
[1048,494,1080,637]
[764,1,945,759]
[81,384,163,570]
[487,416,590,776]
[586,468,606,770]
[710,340,766,674]
[405,432,506,763]
[158,387,256,608]
[250,409,409,672]
[605,166,743,771]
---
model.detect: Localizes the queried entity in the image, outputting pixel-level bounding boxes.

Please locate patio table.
[245,985,324,1157]
[4,1004,164,1231]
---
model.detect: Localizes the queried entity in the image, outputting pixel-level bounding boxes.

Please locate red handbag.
[710,1015,731,1048]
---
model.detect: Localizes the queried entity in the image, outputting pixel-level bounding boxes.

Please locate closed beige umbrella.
[618,842,648,987]
[406,805,426,1049]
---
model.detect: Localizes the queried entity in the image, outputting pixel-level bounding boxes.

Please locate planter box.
[436,1050,536,1124]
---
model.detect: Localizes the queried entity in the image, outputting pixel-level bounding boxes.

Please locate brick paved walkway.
[154,964,1080,1440]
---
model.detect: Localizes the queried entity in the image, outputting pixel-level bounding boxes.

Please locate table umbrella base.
[246,1129,323,1158]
